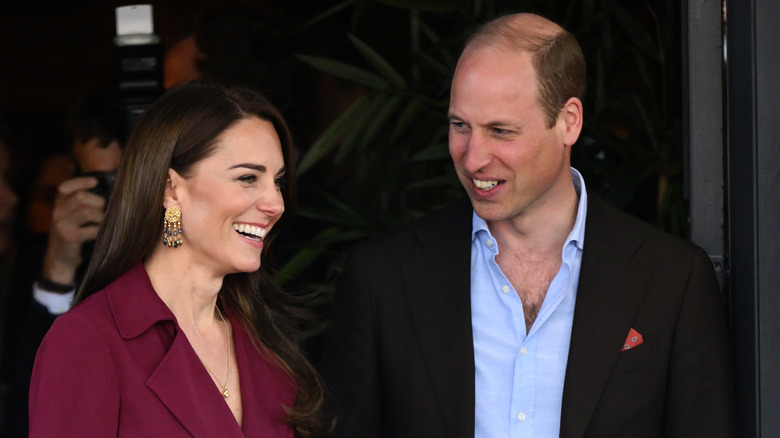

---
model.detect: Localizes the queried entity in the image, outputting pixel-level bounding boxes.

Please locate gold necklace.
[192,306,231,398]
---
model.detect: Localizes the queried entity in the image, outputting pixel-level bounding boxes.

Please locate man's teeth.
[233,224,267,239]
[473,179,500,190]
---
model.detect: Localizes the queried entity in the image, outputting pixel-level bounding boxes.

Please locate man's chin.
[470,201,509,223]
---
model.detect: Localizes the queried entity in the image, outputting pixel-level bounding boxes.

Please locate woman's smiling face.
[170,116,285,277]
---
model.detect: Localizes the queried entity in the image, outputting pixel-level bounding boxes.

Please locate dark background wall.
[724,0,780,436]
[0,1,203,233]
[0,0,342,238]
[0,1,196,114]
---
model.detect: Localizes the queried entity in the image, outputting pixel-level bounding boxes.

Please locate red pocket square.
[621,328,643,351]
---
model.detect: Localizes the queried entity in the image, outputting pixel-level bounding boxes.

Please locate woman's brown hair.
[75,82,324,436]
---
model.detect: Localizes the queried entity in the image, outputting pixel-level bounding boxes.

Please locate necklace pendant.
[222,387,230,398]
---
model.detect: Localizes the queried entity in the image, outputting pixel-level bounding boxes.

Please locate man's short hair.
[465,14,586,128]
[65,88,128,148]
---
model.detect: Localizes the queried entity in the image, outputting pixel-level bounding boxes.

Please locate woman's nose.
[257,185,285,219]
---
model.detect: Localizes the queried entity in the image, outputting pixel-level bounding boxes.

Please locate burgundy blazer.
[29,263,296,437]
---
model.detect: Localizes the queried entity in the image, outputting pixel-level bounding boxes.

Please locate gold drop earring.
[162,206,183,248]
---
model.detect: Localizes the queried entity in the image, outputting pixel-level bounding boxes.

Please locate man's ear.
[560,97,583,147]
[163,168,183,209]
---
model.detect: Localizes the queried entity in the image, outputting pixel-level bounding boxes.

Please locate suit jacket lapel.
[560,195,652,438]
[400,199,476,437]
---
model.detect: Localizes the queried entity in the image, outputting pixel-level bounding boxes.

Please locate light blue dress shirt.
[471,168,587,438]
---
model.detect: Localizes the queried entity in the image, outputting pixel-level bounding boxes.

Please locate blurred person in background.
[0,116,19,435]
[1,87,127,438]
[0,117,19,342]
[0,117,18,260]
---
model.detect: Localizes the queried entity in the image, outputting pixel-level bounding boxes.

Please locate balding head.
[465,13,564,54]
[461,13,586,127]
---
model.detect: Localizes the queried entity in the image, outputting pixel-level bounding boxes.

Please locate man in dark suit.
[318,12,735,438]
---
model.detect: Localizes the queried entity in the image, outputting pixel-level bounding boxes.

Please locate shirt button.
[486,239,493,247]
[502,285,510,293]
[518,412,526,421]
[520,347,527,355]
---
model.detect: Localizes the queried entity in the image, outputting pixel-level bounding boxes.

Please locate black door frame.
[685,0,780,436]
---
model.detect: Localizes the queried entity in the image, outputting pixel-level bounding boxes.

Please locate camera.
[82,171,116,205]
[113,5,164,129]
[78,171,116,260]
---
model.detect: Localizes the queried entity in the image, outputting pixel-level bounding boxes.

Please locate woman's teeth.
[233,223,267,239]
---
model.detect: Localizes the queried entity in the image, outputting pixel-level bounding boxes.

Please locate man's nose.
[462,133,492,173]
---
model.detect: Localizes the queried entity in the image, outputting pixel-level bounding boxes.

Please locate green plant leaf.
[348,34,407,90]
[296,54,388,89]
[273,227,342,284]
[297,96,370,174]
[333,95,386,164]
[410,140,450,161]
[301,186,378,231]
[359,94,404,148]
[416,18,457,67]
[410,50,451,78]
[406,175,458,191]
[301,0,358,28]
[392,98,424,140]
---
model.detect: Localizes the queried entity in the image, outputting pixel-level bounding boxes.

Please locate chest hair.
[495,250,561,333]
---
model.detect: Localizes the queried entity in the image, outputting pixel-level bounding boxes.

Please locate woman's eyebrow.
[229,163,267,172]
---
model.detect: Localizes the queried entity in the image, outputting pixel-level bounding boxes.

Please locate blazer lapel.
[559,195,652,438]
[400,199,476,437]
[106,263,244,437]
[108,264,243,437]
[146,330,245,438]
[231,313,296,437]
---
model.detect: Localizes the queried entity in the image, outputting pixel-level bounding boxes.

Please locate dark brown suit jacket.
[319,194,736,438]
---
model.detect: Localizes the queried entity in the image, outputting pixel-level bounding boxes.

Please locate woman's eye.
[238,174,257,183]
[274,176,284,189]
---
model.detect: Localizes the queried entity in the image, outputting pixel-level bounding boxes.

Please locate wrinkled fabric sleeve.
[664,248,736,438]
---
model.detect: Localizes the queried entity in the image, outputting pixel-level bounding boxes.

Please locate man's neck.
[487,187,579,256]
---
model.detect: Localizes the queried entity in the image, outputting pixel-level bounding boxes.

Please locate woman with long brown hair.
[29,82,324,437]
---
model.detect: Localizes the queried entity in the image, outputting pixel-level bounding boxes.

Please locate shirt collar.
[471,167,588,252]
[569,167,587,251]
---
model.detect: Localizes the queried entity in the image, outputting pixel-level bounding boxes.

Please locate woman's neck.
[144,247,224,330]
